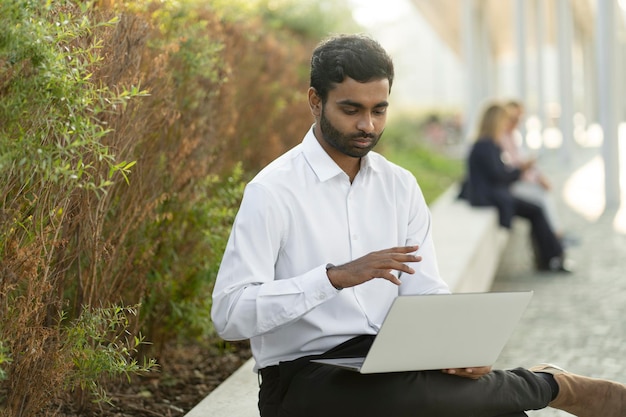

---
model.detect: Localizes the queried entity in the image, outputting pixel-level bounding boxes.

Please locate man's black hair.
[310,34,394,102]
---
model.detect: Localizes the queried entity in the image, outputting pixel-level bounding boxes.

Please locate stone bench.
[429,184,510,293]
[185,183,509,417]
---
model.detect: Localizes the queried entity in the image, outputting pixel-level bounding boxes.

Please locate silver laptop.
[311,291,533,374]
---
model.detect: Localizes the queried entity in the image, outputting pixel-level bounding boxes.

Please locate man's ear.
[308,87,322,117]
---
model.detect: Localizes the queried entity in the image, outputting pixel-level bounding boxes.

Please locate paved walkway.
[489,143,626,416]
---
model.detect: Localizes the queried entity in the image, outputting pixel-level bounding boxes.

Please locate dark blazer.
[463,137,521,228]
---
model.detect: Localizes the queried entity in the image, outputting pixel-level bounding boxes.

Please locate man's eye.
[343,108,358,115]
[374,108,387,115]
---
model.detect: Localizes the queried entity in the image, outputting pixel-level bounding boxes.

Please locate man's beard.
[319,108,382,158]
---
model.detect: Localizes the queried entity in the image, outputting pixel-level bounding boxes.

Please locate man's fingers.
[383,273,402,286]
[383,245,419,254]
[335,246,423,288]
[441,367,492,379]
[378,253,421,267]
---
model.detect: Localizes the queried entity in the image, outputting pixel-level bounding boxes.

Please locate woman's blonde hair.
[476,103,508,141]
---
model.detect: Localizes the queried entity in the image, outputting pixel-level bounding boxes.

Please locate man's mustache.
[351,133,376,139]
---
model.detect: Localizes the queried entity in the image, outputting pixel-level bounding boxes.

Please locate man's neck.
[312,125,361,182]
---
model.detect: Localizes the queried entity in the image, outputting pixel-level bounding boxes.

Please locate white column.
[479,11,493,99]
[515,0,527,140]
[557,0,574,162]
[534,0,546,134]
[462,0,480,142]
[583,37,597,124]
[616,8,626,124]
[596,0,621,208]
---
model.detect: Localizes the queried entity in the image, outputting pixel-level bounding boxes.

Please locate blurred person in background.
[501,100,567,242]
[462,102,569,273]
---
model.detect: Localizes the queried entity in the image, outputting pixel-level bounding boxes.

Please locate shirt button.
[352,234,358,240]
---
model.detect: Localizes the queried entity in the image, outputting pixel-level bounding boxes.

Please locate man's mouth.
[352,139,372,148]
[352,135,375,148]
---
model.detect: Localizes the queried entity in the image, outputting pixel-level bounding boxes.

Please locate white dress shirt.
[211,127,450,371]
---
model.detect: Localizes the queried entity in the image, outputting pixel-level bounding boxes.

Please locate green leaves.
[0,1,150,412]
[62,304,158,403]
[0,0,145,197]
[0,342,11,381]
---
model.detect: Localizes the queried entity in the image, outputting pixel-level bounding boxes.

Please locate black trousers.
[258,335,552,417]
[512,197,563,268]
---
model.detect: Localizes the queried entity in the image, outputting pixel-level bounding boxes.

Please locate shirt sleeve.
[210,183,340,341]
[399,176,451,296]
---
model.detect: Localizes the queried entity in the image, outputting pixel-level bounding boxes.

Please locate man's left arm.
[398,180,450,296]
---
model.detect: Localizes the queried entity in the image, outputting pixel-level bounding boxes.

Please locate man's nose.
[356,114,375,133]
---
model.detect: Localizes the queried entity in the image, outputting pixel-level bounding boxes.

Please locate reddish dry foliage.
[1,2,314,415]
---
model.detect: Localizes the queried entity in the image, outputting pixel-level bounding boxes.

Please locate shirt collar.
[302,126,380,182]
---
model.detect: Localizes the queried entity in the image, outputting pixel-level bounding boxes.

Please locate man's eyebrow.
[336,99,389,108]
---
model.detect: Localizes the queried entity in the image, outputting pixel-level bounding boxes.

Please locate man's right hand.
[326,245,421,289]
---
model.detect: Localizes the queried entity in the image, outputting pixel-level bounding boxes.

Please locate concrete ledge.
[186,183,509,417]
[184,358,257,417]
[430,184,509,292]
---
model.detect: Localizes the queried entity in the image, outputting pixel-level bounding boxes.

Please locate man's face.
[314,77,389,159]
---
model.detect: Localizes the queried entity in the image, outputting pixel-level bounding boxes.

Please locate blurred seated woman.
[462,103,569,273]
